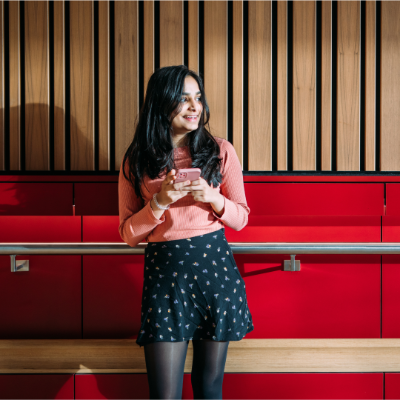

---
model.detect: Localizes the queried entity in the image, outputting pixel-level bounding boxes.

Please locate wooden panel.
[25,1,50,171]
[248,1,271,170]
[54,0,65,170]
[204,1,227,139]
[74,183,118,215]
[9,1,20,171]
[365,1,375,171]
[188,0,199,74]
[159,1,183,67]
[143,1,154,99]
[114,1,138,170]
[2,339,400,373]
[293,1,316,171]
[381,2,400,171]
[321,1,331,171]
[277,1,287,171]
[232,1,243,167]
[337,1,360,171]
[99,1,109,171]
[70,1,94,171]
[0,1,3,171]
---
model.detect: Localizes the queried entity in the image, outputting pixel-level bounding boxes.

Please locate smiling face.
[170,76,203,146]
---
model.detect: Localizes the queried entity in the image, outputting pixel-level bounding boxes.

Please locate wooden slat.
[99,1,109,171]
[0,1,4,170]
[2,339,400,373]
[54,1,65,170]
[293,1,316,171]
[277,1,287,171]
[321,1,331,171]
[337,1,360,171]
[365,1,375,171]
[204,1,228,140]
[70,1,94,170]
[232,1,243,167]
[381,2,400,171]
[25,1,50,171]
[248,1,271,170]
[9,1,20,170]
[188,0,199,74]
[159,1,183,68]
[143,1,154,99]
[114,1,138,170]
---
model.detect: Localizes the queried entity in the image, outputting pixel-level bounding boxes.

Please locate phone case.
[174,168,201,183]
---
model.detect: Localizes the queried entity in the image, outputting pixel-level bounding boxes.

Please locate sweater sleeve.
[211,140,250,231]
[118,159,165,247]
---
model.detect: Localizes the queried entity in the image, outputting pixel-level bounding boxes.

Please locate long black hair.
[121,65,223,204]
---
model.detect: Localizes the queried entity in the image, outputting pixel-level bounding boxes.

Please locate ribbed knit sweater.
[118,137,250,247]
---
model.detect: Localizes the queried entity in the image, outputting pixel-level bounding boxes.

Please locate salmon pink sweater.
[118,137,250,247]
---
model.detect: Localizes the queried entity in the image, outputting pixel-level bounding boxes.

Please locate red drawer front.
[226,216,381,242]
[0,255,81,339]
[382,216,400,242]
[244,183,384,216]
[386,184,400,216]
[82,216,122,242]
[0,216,81,242]
[0,183,73,215]
[386,373,400,399]
[0,375,74,399]
[83,255,144,338]
[382,255,400,338]
[75,183,118,216]
[237,254,381,338]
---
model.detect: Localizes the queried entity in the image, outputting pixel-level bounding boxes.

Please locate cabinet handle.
[10,255,29,272]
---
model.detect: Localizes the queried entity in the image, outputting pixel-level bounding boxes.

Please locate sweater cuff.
[147,200,166,223]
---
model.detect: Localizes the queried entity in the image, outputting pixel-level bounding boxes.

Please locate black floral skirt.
[136,227,255,347]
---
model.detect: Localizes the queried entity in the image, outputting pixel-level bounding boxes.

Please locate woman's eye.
[180,97,202,102]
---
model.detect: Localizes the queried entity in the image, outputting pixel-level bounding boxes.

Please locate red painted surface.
[83,255,144,338]
[382,216,400,242]
[74,183,118,216]
[82,216,122,242]
[382,255,400,338]
[226,216,381,242]
[0,182,73,215]
[236,254,381,338]
[245,183,384,215]
[0,375,74,399]
[0,216,81,242]
[0,255,81,339]
[385,373,400,399]
[386,184,400,216]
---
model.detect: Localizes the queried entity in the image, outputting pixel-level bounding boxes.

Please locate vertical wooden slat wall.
[3,0,400,173]
[381,2,400,171]
[25,1,49,171]
[70,1,94,171]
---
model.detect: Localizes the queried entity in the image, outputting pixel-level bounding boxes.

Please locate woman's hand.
[155,169,192,208]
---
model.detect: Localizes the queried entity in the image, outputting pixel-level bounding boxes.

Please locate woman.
[118,65,254,399]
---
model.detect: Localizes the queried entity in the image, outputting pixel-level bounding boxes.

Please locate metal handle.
[10,255,29,272]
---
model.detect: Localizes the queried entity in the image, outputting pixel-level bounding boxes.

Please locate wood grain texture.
[321,1,331,171]
[143,1,154,99]
[0,1,4,170]
[204,1,227,140]
[277,1,287,171]
[188,0,199,74]
[248,1,271,170]
[365,1,375,171]
[337,1,360,171]
[54,1,65,170]
[232,1,243,167]
[293,1,316,171]
[70,1,94,171]
[3,339,400,373]
[381,2,400,171]
[9,1,20,170]
[114,1,139,170]
[25,1,50,171]
[159,1,183,68]
[99,1,109,171]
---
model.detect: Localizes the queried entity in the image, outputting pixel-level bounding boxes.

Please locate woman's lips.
[183,116,197,121]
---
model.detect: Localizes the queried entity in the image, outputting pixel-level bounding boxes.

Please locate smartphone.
[174,168,201,183]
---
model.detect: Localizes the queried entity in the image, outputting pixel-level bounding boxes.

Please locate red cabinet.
[75,183,118,216]
[385,373,400,399]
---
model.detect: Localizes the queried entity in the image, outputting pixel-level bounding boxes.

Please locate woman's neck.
[172,134,189,149]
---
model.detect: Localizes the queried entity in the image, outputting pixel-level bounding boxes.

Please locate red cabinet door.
[75,183,118,216]
[82,216,122,242]
[0,375,74,399]
[385,373,400,399]
[386,184,400,216]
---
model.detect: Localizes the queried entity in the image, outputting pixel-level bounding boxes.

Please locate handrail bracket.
[283,254,300,271]
[10,255,30,272]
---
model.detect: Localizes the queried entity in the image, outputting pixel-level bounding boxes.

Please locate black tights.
[144,339,229,399]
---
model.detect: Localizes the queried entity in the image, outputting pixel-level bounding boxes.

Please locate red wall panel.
[382,216,400,242]
[82,216,121,242]
[385,373,400,399]
[75,183,118,216]
[386,184,400,216]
